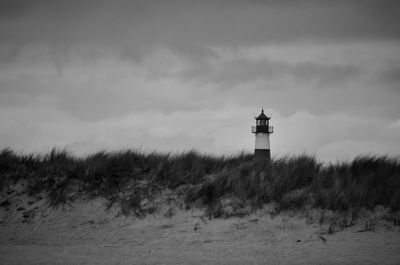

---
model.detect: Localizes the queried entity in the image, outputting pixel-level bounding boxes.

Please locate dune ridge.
[1,149,400,264]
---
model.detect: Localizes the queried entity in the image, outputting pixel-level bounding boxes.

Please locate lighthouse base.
[254,149,271,162]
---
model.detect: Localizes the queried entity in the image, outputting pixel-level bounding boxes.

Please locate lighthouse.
[251,109,273,161]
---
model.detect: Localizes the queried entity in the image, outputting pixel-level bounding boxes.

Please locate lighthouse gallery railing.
[252,126,273,133]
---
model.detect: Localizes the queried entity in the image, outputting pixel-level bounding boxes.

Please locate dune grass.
[0,148,399,214]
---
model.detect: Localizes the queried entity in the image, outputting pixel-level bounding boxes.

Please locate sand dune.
[1,195,400,265]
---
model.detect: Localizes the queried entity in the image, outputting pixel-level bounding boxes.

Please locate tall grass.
[0,148,399,214]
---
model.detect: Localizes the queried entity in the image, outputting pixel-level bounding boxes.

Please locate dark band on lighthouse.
[251,109,273,161]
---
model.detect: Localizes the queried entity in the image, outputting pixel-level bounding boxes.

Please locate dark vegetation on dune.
[1,148,399,217]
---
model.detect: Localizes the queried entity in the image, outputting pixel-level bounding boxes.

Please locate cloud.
[1,0,400,62]
[2,102,399,162]
[181,55,361,89]
[375,67,400,90]
[272,111,400,161]
[0,1,399,160]
[0,104,254,155]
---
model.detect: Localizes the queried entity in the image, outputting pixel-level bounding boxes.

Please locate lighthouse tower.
[251,109,273,161]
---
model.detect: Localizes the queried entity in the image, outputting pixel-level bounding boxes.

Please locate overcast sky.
[1,0,399,161]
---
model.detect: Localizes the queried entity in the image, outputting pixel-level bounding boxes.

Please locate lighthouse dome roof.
[256,109,270,120]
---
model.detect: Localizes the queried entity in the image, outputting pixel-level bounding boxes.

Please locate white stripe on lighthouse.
[255,133,270,150]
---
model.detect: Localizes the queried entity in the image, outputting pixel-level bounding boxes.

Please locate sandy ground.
[1,196,400,265]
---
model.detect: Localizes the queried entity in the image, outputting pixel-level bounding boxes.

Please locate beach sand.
[1,196,400,265]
